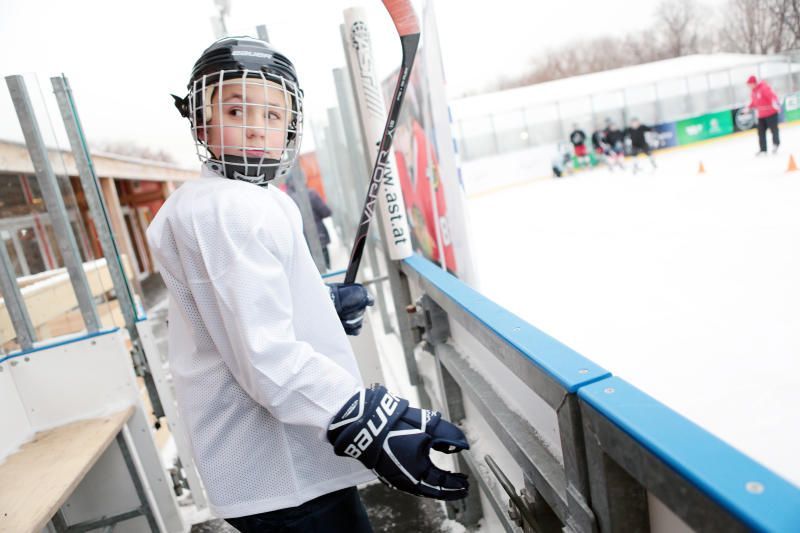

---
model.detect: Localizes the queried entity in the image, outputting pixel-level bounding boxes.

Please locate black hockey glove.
[327,384,470,500]
[327,282,374,336]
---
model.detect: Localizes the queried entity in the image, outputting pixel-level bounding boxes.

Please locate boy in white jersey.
[147,37,468,532]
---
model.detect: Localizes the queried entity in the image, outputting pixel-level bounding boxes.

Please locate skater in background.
[625,117,657,173]
[569,124,591,168]
[552,142,573,178]
[746,75,781,155]
[603,118,626,171]
[591,128,608,167]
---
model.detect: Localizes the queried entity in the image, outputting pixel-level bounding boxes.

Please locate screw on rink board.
[746,481,765,494]
[579,368,589,375]
[603,387,615,394]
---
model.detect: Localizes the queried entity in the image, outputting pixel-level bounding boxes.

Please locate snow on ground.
[467,123,800,488]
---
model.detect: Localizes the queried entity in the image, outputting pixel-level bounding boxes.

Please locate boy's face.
[200,78,293,161]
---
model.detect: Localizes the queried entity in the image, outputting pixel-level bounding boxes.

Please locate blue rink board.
[579,377,800,532]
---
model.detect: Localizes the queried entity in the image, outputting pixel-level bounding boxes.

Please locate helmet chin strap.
[206,154,282,187]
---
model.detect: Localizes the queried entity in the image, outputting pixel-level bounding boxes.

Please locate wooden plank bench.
[0,406,158,533]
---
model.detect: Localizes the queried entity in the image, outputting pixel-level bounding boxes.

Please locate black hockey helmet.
[188,36,300,91]
[172,36,304,186]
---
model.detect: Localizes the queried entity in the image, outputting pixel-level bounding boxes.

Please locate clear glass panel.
[524,104,561,145]
[459,116,497,161]
[493,109,529,154]
[729,66,757,104]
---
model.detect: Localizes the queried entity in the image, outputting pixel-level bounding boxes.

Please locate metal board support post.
[580,406,649,533]
[331,63,366,240]
[436,343,570,525]
[49,74,165,421]
[0,239,36,350]
[115,432,160,532]
[310,120,349,244]
[325,106,360,234]
[417,295,482,527]
[50,76,138,332]
[387,262,421,384]
[5,75,101,333]
[579,400,750,533]
[556,394,597,533]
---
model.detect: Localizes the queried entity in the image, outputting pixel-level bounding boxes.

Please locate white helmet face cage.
[188,69,303,186]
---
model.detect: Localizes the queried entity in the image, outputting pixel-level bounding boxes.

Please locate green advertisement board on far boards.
[676,110,734,145]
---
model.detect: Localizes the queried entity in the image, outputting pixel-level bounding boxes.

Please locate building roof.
[450,53,783,118]
[0,138,199,182]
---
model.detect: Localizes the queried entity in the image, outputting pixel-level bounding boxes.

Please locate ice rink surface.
[468,123,800,488]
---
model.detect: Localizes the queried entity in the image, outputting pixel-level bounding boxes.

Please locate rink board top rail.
[0,327,120,364]
[402,253,800,531]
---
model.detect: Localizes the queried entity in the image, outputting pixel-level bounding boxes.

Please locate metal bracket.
[486,454,563,533]
[406,294,450,353]
[130,338,165,428]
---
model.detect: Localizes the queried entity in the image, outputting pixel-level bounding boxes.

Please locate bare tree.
[768,0,800,50]
[655,0,707,56]
[721,0,794,53]
[473,0,797,95]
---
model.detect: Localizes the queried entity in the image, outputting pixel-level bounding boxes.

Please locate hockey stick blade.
[344,0,420,284]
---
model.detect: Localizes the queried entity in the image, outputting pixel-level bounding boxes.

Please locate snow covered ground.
[467,123,800,489]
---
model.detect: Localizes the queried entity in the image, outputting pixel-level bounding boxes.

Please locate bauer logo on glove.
[328,384,470,500]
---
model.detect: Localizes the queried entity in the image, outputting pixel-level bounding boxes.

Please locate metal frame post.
[0,239,36,350]
[415,295,483,527]
[6,75,101,333]
[50,76,138,331]
[47,74,165,421]
[557,394,597,533]
[581,408,649,533]
[579,398,751,533]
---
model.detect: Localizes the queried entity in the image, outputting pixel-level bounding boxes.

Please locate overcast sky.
[0,0,725,167]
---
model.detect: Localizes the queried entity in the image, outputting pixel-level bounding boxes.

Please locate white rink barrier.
[0,329,184,532]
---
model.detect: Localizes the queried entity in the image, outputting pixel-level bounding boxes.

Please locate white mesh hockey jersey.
[145,165,374,518]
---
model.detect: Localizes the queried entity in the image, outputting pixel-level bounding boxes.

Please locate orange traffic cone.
[787,155,798,173]
[698,161,706,174]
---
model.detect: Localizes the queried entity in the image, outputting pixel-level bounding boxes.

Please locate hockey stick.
[344,0,420,284]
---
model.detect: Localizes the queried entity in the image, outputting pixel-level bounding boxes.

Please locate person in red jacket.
[746,75,781,155]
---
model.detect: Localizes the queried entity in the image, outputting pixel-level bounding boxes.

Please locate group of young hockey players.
[552,117,658,177]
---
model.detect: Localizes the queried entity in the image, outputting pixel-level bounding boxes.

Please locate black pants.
[757,114,780,152]
[225,487,373,533]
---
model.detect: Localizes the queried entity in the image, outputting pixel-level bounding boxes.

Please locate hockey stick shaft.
[344,0,420,284]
